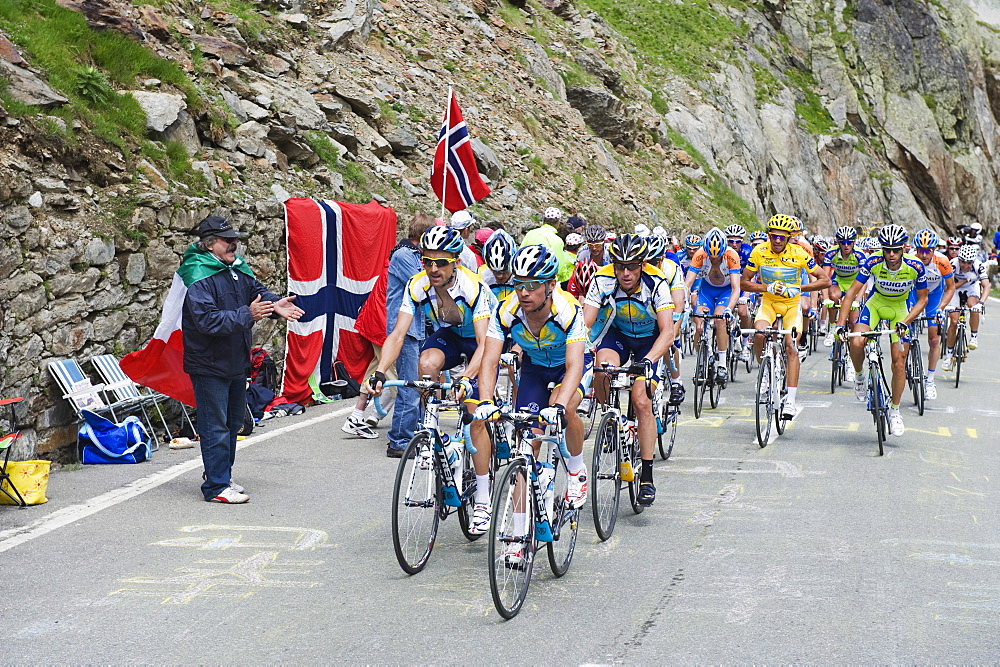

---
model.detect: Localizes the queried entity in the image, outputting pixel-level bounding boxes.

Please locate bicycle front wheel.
[547,454,579,577]
[709,360,722,409]
[591,412,621,541]
[693,341,708,419]
[458,445,488,542]
[391,432,441,575]
[954,335,964,388]
[489,457,535,619]
[909,339,924,415]
[755,356,774,448]
[830,339,842,394]
[871,364,886,456]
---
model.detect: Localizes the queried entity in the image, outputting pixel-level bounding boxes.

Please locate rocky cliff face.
[1,0,998,458]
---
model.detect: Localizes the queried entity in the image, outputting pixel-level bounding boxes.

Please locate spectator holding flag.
[182,216,304,504]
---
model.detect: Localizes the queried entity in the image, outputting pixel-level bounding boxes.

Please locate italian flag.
[120,245,254,407]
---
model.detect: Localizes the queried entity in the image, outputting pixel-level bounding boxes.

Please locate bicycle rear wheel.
[391,432,441,575]
[773,357,788,435]
[709,360,722,409]
[658,404,678,460]
[755,356,774,448]
[591,412,621,541]
[547,454,579,577]
[489,458,535,620]
[582,390,599,440]
[830,339,842,394]
[625,436,645,515]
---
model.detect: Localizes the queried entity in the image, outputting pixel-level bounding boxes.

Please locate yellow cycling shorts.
[756,296,803,334]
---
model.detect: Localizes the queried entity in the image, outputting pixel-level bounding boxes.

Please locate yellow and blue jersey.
[584,263,675,339]
[400,265,495,339]
[487,288,586,368]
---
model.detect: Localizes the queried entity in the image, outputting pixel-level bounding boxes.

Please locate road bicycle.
[384,378,484,575]
[846,328,893,456]
[742,320,795,448]
[829,330,849,394]
[590,363,653,541]
[678,308,696,358]
[577,349,600,440]
[691,312,728,419]
[904,321,925,415]
[653,359,680,461]
[726,314,745,381]
[944,305,971,388]
[483,407,580,619]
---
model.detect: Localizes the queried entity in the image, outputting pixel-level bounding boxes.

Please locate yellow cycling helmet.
[767,214,799,235]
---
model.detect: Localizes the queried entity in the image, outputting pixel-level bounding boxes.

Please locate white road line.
[0,405,354,554]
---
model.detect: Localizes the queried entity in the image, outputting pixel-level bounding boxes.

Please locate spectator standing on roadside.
[521,207,575,282]
[385,213,436,457]
[450,210,482,270]
[183,216,304,504]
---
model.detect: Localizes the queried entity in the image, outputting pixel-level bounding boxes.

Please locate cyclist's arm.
[461,316,491,382]
[740,267,765,293]
[802,264,830,292]
[475,335,505,404]
[582,302,599,330]
[552,340,585,408]
[644,308,676,363]
[904,287,929,326]
[726,272,740,311]
[376,310,414,376]
[939,275,956,311]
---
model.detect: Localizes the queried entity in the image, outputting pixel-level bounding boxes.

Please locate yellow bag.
[0,460,50,505]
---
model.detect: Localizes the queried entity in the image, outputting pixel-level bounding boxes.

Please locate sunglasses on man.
[421,256,457,268]
[613,262,643,272]
[768,232,790,241]
[512,279,546,291]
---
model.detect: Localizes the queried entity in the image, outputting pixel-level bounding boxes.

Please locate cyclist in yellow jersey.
[741,214,830,419]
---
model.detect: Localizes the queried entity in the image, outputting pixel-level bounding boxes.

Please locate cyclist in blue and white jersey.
[583,234,677,506]
[475,246,589,564]
[370,225,496,529]
[911,228,955,399]
[943,244,989,361]
[685,228,742,383]
[478,229,516,303]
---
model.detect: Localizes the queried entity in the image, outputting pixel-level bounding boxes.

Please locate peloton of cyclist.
[474,245,590,566]
[583,234,678,506]
[741,214,831,419]
[369,225,496,531]
[911,228,955,399]
[685,228,742,384]
[836,224,928,437]
[943,244,989,362]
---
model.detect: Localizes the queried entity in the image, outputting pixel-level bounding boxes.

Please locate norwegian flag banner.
[277,198,397,405]
[430,90,491,213]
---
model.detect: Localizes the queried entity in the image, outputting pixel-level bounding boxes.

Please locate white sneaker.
[780,400,796,420]
[230,481,245,494]
[469,502,491,535]
[969,335,978,351]
[824,331,835,347]
[888,408,905,437]
[925,380,937,400]
[341,416,378,439]
[577,398,592,415]
[942,356,954,371]
[566,468,588,509]
[740,346,751,362]
[364,413,384,427]
[854,374,867,402]
[845,365,856,383]
[502,540,526,570]
[209,487,250,504]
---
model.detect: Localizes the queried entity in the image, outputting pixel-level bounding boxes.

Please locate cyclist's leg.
[968,293,982,335]
[753,298,779,360]
[851,298,876,373]
[884,301,910,406]
[925,287,943,378]
[781,301,804,408]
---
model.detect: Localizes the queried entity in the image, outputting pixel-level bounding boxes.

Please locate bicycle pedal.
[619,461,635,482]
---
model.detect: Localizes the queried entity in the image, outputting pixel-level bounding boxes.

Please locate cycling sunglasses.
[421,256,456,268]
[512,279,545,291]
[838,240,855,245]
[613,262,643,271]
[768,232,790,241]
[727,238,742,244]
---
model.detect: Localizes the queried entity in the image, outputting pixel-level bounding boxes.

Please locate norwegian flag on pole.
[276,198,397,405]
[430,89,491,213]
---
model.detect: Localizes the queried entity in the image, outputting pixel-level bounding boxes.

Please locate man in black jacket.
[182,216,304,503]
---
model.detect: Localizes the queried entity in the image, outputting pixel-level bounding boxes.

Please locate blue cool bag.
[79,409,152,464]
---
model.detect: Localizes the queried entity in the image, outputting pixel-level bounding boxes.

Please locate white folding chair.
[90,354,180,448]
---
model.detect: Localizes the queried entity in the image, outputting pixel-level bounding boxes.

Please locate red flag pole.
[439,86,453,220]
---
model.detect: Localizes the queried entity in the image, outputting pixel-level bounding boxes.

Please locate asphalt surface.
[1,320,998,662]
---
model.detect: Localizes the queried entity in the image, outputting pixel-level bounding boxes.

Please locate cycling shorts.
[755,296,803,334]
[835,274,857,293]
[515,354,592,414]
[696,281,733,314]
[421,328,479,399]
[596,329,663,381]
[925,285,945,323]
[858,293,908,343]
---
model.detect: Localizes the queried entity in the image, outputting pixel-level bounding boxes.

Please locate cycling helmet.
[421,225,464,254]
[609,233,649,263]
[946,236,963,247]
[877,224,908,248]
[645,234,666,260]
[565,232,584,246]
[703,228,727,258]
[958,245,979,262]
[483,229,516,273]
[512,244,559,280]
[543,207,562,221]
[767,214,798,234]
[724,224,746,238]
[683,234,702,249]
[750,230,768,245]
[971,222,983,233]
[573,260,598,291]
[813,238,831,252]
[583,224,607,244]
[835,226,857,242]
[912,228,938,250]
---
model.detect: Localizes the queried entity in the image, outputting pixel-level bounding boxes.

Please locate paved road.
[1,325,998,662]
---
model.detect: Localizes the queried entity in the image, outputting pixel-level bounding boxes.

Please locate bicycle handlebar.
[473,408,572,460]
[372,379,455,417]
[740,327,795,336]
[595,363,655,398]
